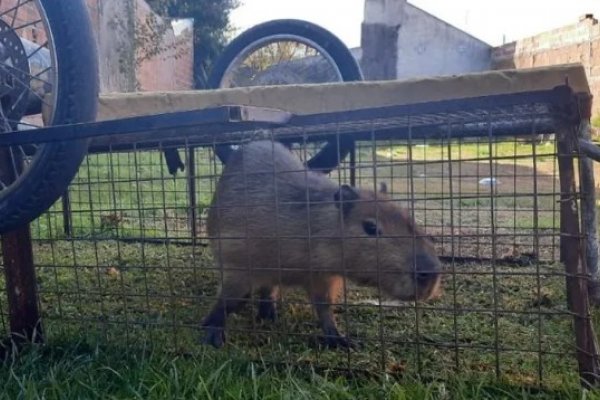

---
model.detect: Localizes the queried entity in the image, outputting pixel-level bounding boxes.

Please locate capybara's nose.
[416,270,437,286]
[415,253,439,286]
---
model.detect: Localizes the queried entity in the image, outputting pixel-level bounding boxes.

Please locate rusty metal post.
[554,85,600,387]
[61,193,72,238]
[0,147,43,354]
[186,147,197,242]
[1,227,42,343]
[349,140,357,187]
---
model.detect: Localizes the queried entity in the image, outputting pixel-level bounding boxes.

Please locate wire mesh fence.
[0,94,594,387]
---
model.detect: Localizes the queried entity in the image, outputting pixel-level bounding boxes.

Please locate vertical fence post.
[555,85,600,387]
[0,148,42,356]
[349,140,356,187]
[187,147,197,243]
[576,92,600,304]
[1,228,42,344]
[62,193,72,238]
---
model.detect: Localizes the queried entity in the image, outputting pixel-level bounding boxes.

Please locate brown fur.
[202,140,442,348]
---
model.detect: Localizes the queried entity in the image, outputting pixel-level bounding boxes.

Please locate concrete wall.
[360,0,403,80]
[492,14,600,117]
[396,3,491,79]
[95,0,137,92]
[361,0,491,81]
[360,2,599,119]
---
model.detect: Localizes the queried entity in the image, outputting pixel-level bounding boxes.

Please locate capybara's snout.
[413,251,442,300]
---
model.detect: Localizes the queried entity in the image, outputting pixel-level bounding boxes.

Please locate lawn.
[2,340,593,399]
[1,139,599,398]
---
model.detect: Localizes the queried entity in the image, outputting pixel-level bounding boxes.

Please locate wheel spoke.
[0,116,42,129]
[32,65,52,79]
[4,62,53,87]
[0,104,11,131]
[12,18,42,31]
[33,65,50,76]
[8,145,20,179]
[9,0,23,28]
[18,144,29,158]
[0,0,33,20]
[26,40,48,60]
[7,84,29,113]
[0,64,52,108]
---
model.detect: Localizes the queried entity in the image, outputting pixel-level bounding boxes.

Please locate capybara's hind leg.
[256,286,279,322]
[202,278,251,348]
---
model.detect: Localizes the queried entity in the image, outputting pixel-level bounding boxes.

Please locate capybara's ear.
[334,184,359,217]
[379,182,388,194]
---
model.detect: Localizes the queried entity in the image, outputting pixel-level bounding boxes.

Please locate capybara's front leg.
[256,285,279,322]
[202,277,251,348]
[307,276,358,349]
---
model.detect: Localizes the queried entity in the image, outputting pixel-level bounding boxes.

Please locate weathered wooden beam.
[1,227,42,343]
[555,86,600,387]
[576,93,600,305]
[0,146,42,359]
[578,138,600,162]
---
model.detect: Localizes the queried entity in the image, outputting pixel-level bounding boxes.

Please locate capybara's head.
[333,182,442,301]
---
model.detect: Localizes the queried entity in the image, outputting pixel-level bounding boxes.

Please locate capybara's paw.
[256,301,277,323]
[316,334,362,350]
[202,327,225,348]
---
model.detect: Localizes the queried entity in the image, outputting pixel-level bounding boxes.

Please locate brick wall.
[492,15,600,117]
[134,0,194,91]
[0,1,48,44]
[0,0,194,93]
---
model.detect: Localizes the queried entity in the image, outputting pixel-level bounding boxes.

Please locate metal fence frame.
[1,83,599,387]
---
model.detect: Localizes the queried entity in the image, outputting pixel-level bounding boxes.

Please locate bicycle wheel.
[208,19,363,173]
[0,0,98,234]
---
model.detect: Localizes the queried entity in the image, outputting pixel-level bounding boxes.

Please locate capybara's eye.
[362,219,381,236]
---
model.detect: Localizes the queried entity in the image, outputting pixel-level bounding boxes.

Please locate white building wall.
[361,0,492,80]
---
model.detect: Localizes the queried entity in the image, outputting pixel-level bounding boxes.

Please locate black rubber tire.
[0,0,98,234]
[208,19,363,173]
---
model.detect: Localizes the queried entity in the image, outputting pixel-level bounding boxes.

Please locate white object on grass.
[479,177,500,186]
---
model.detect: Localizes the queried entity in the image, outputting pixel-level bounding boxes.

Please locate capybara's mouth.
[417,274,443,301]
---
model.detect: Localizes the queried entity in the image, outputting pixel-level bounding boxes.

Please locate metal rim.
[218,33,346,162]
[0,0,57,190]
[218,33,345,89]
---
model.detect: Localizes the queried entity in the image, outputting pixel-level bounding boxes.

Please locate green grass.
[0,238,583,392]
[31,141,565,242]
[31,150,220,240]
[374,140,555,163]
[1,140,598,397]
[2,341,593,399]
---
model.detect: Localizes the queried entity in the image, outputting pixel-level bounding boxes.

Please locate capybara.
[202,140,442,348]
